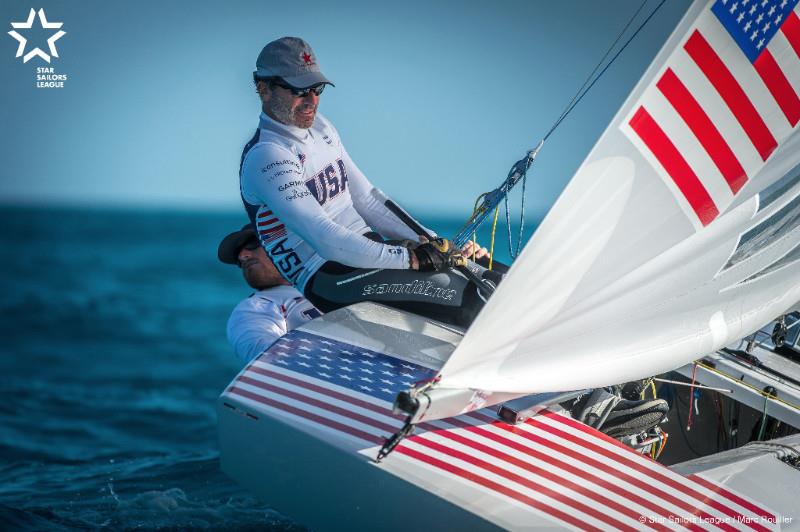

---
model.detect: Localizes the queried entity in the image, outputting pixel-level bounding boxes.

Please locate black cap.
[217,224,257,265]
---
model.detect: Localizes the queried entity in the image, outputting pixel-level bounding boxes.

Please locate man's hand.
[461,240,488,260]
[412,239,466,271]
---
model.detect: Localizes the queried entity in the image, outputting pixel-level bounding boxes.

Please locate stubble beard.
[243,265,274,290]
[269,97,315,129]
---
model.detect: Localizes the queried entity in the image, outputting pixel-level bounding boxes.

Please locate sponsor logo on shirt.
[262,160,302,180]
[285,189,311,201]
[278,180,305,191]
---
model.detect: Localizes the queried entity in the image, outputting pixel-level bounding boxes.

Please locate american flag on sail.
[224,330,779,531]
[624,0,800,229]
[255,207,286,244]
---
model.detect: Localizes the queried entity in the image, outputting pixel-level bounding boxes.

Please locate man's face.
[237,240,288,289]
[261,83,320,129]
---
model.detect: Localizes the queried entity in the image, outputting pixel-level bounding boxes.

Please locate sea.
[0,205,532,530]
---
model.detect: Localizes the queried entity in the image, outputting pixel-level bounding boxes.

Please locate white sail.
[438,0,800,394]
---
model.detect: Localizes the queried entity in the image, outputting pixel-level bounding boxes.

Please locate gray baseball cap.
[254,36,334,89]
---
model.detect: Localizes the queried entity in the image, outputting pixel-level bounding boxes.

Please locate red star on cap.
[302,52,313,65]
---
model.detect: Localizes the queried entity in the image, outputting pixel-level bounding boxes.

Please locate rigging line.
[757,393,770,441]
[546,0,649,140]
[693,360,800,410]
[542,0,667,143]
[686,363,698,431]
[651,377,731,394]
[454,0,666,250]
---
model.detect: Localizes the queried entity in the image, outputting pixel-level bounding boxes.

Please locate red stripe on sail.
[629,106,719,226]
[257,210,273,218]
[237,375,398,433]
[657,68,748,193]
[535,417,759,532]
[395,446,597,531]
[684,30,777,161]
[258,218,279,226]
[754,49,800,127]
[688,474,776,523]
[227,386,383,444]
[426,425,664,530]
[782,10,800,60]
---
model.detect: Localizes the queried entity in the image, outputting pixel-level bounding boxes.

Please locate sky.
[0,0,692,218]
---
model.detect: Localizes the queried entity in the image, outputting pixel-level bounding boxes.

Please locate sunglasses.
[271,80,326,97]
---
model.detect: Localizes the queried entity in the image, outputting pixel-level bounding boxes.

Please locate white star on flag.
[8,8,65,63]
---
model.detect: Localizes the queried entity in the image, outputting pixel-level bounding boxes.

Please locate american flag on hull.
[224,330,778,531]
[623,0,800,229]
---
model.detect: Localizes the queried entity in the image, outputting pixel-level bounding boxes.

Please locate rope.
[471,194,485,263]
[693,360,800,411]
[542,0,662,143]
[686,363,698,431]
[458,0,667,255]
[757,395,770,441]
[489,207,499,269]
[674,390,706,457]
[658,431,669,459]
[469,194,500,269]
[757,387,777,441]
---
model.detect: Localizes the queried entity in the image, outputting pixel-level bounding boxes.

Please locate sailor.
[219,224,322,363]
[238,36,497,327]
[218,223,488,361]
[219,224,667,439]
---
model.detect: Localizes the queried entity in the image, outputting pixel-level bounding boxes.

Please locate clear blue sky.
[0,0,691,218]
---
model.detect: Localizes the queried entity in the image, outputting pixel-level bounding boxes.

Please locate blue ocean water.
[0,206,533,530]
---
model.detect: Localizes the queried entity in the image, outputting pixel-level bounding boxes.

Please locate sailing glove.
[413,238,466,271]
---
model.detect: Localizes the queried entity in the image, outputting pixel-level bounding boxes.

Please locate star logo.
[301,51,313,65]
[8,8,66,63]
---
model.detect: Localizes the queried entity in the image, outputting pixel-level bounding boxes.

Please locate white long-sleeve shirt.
[226,285,322,363]
[239,112,433,291]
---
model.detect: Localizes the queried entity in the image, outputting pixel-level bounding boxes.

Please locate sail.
[438,0,800,394]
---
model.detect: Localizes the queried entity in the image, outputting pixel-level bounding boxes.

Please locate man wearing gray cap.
[238,36,493,327]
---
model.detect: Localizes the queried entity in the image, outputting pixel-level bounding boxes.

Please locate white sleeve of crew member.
[227,296,288,363]
[342,147,438,241]
[242,142,410,269]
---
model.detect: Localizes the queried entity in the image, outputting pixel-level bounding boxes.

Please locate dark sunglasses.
[271,80,326,97]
